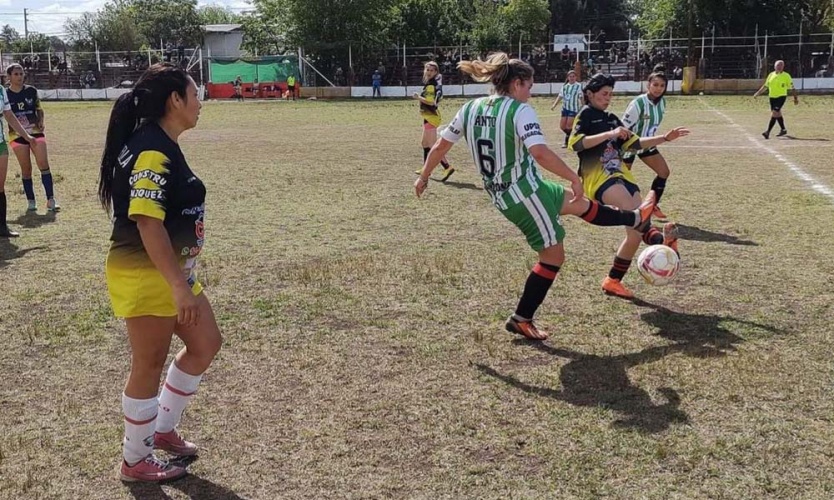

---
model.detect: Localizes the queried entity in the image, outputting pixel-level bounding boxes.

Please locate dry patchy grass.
[1,95,834,499]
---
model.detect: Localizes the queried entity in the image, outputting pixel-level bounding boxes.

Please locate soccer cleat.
[0,225,19,238]
[47,198,61,212]
[27,200,37,211]
[777,129,788,137]
[652,205,668,221]
[662,222,679,256]
[154,429,198,457]
[634,190,657,231]
[415,169,424,176]
[440,166,455,182]
[505,316,548,340]
[119,454,187,483]
[602,277,634,299]
[761,131,769,140]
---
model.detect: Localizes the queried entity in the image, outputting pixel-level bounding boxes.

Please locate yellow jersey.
[765,71,793,98]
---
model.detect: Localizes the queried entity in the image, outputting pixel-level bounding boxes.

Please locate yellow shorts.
[106,260,203,318]
[421,112,442,128]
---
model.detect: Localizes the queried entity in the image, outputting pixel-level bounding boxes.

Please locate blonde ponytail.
[458,52,534,95]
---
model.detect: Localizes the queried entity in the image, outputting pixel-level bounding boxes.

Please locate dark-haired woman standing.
[98,63,222,482]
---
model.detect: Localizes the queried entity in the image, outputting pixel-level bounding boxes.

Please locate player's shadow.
[126,472,246,500]
[782,135,830,142]
[11,210,57,229]
[676,223,757,246]
[476,301,781,433]
[434,179,482,191]
[0,240,45,269]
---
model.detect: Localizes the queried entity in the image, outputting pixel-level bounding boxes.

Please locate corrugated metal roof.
[204,24,243,33]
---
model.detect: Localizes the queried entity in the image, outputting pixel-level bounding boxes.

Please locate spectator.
[335,66,344,86]
[561,45,570,61]
[570,48,578,61]
[372,69,382,98]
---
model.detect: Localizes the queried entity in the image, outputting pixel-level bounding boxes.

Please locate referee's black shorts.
[769,96,787,111]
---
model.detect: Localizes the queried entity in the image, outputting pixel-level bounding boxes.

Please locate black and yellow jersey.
[420,78,442,126]
[108,123,206,271]
[6,85,42,139]
[568,105,641,200]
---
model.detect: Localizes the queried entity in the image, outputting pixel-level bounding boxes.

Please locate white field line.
[702,101,834,203]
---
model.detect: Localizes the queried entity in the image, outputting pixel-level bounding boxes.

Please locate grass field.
[1,94,834,499]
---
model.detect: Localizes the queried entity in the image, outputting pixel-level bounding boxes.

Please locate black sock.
[0,192,6,227]
[608,256,632,281]
[423,147,430,162]
[767,117,776,133]
[515,262,560,320]
[776,117,785,130]
[650,176,667,203]
[642,227,664,245]
[563,130,570,144]
[580,200,637,227]
[440,159,450,169]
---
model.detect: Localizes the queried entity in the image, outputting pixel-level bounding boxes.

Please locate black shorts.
[595,177,640,204]
[622,147,660,165]
[12,133,45,146]
[770,96,787,111]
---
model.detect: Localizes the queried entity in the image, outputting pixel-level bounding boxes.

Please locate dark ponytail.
[98,63,191,212]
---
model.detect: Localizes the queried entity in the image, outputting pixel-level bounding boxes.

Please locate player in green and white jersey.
[414,52,657,341]
[621,68,671,220]
[550,70,583,148]
[0,85,35,237]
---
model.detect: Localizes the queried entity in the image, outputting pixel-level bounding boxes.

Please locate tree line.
[2,0,831,56]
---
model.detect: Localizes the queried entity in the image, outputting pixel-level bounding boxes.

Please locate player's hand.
[173,284,200,327]
[38,122,45,132]
[610,127,631,140]
[23,134,35,144]
[414,176,429,198]
[570,179,585,203]
[793,98,799,105]
[412,93,420,99]
[664,127,690,142]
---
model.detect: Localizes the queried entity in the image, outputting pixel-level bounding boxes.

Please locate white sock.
[156,362,203,434]
[122,394,158,466]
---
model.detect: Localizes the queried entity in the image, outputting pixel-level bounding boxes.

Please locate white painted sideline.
[703,100,834,203]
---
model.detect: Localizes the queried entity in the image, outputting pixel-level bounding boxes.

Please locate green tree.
[198,5,242,26]
[502,0,551,45]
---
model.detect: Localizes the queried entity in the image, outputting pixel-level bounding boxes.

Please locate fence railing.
[2,31,832,90]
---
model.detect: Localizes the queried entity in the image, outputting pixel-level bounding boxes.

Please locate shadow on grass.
[0,240,46,269]
[435,179,482,191]
[782,135,830,142]
[126,466,246,500]
[11,210,57,229]
[476,301,781,433]
[676,223,757,246]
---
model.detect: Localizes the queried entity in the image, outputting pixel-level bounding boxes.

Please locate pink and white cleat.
[119,454,187,483]
[154,429,198,457]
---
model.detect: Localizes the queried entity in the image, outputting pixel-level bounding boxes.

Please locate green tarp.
[210,56,299,83]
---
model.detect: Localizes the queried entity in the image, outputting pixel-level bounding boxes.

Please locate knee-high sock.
[650,176,667,203]
[580,200,639,227]
[22,177,35,201]
[156,362,203,434]
[40,170,54,200]
[608,256,632,281]
[776,117,785,130]
[767,117,777,133]
[122,394,157,465]
[642,227,664,245]
[514,262,560,320]
[0,192,7,227]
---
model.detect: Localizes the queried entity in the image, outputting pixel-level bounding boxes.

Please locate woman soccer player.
[412,61,454,181]
[415,53,657,340]
[98,64,222,482]
[621,67,672,220]
[569,73,689,299]
[6,64,60,212]
[550,70,583,148]
[0,86,36,237]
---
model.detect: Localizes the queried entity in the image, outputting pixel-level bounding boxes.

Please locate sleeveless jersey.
[441,96,547,210]
[559,82,583,113]
[621,94,665,138]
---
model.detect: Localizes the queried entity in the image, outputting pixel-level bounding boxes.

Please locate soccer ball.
[637,244,680,286]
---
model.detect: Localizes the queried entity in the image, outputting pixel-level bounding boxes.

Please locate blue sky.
[0,0,251,39]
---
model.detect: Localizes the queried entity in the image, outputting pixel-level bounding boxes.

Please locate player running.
[550,70,583,148]
[621,67,672,220]
[413,61,454,181]
[415,52,658,341]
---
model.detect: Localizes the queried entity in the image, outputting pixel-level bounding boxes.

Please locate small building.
[203,24,244,58]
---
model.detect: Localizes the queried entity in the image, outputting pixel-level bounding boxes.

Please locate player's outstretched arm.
[638,127,690,149]
[415,137,454,198]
